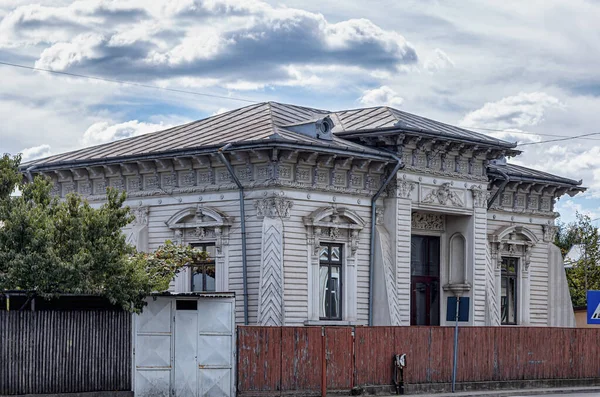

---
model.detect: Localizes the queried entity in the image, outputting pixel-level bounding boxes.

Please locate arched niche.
[449,232,467,284]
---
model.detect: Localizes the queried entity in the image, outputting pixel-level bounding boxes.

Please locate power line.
[0,60,259,104]
[468,125,600,141]
[516,132,600,147]
[3,59,600,147]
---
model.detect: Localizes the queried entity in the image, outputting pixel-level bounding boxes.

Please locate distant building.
[21,102,584,327]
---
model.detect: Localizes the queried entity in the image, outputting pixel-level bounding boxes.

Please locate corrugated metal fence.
[0,311,132,395]
[237,326,600,395]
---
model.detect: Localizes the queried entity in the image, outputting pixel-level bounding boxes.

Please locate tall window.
[501,257,518,325]
[319,243,342,320]
[190,243,216,292]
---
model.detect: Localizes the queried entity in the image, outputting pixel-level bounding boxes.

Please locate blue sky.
[1,0,600,224]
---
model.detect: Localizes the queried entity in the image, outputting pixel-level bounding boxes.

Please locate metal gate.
[134,293,235,397]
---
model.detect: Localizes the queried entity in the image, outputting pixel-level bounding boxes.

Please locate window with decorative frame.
[319,243,343,320]
[190,243,217,292]
[500,257,518,325]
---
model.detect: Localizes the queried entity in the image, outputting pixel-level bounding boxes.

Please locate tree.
[555,213,600,307]
[0,153,206,312]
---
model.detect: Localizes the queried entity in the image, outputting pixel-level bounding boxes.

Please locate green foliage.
[0,153,206,312]
[557,213,600,307]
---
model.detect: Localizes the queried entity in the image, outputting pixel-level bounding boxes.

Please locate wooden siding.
[237,326,600,395]
[0,311,131,395]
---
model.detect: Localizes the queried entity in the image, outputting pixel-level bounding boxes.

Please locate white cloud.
[460,92,563,130]
[81,120,172,146]
[359,86,404,107]
[424,48,454,72]
[20,144,51,161]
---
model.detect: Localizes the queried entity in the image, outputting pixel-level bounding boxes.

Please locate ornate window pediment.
[165,205,232,253]
[489,225,538,271]
[303,206,365,256]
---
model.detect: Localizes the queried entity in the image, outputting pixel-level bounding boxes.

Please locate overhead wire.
[2,59,600,148]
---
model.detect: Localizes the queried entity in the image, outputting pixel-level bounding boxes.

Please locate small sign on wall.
[587,291,600,325]
[446,297,470,322]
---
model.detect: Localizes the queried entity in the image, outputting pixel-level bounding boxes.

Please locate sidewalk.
[397,386,600,396]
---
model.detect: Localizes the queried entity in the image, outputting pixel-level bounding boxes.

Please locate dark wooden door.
[411,235,440,326]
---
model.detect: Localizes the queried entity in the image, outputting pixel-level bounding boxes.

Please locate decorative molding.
[165,205,232,254]
[471,186,488,208]
[397,180,415,199]
[542,224,558,243]
[255,197,293,219]
[125,206,149,252]
[488,225,538,271]
[132,206,149,226]
[257,216,285,326]
[422,183,464,207]
[375,206,385,225]
[304,206,365,256]
[411,212,445,231]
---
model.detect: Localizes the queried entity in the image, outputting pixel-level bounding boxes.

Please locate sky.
[1,0,600,224]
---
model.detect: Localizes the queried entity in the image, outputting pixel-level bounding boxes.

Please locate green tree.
[556,213,600,307]
[0,153,206,312]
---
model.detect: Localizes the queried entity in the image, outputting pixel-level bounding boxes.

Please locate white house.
[22,102,584,327]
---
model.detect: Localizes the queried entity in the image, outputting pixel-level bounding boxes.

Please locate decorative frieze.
[144,175,159,190]
[93,179,107,195]
[110,177,125,191]
[162,173,177,189]
[332,172,346,187]
[62,182,76,196]
[127,176,141,192]
[422,183,464,207]
[278,165,292,180]
[411,212,445,231]
[180,171,196,187]
[296,167,311,182]
[78,180,92,195]
[255,197,293,219]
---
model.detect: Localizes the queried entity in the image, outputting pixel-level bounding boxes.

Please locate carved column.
[255,197,293,326]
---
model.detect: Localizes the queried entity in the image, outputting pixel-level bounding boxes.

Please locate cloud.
[2,0,418,89]
[20,144,51,161]
[459,92,563,130]
[424,48,454,72]
[359,85,404,107]
[81,120,172,146]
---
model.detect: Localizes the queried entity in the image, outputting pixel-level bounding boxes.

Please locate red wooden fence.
[237,326,600,395]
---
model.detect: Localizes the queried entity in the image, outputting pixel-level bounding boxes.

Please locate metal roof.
[24,101,518,168]
[333,106,517,149]
[488,162,583,187]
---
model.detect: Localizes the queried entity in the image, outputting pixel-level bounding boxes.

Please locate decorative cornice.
[402,165,488,182]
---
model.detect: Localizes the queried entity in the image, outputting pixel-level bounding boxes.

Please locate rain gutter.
[487,168,510,210]
[368,149,404,326]
[217,143,249,325]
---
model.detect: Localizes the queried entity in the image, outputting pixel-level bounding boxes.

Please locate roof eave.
[336,126,520,153]
[20,139,395,173]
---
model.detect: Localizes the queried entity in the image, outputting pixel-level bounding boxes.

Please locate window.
[190,243,216,292]
[501,257,518,325]
[319,243,342,320]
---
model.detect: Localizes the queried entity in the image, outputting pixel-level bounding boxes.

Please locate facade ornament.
[350,230,359,255]
[131,206,149,226]
[411,212,445,231]
[375,206,385,225]
[173,229,183,245]
[329,226,340,240]
[397,180,415,199]
[194,227,206,240]
[255,197,293,219]
[313,227,323,256]
[422,183,464,207]
[470,186,488,209]
[542,224,558,243]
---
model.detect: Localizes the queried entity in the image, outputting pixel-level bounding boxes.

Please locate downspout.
[487,168,510,210]
[368,151,404,326]
[217,143,249,325]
